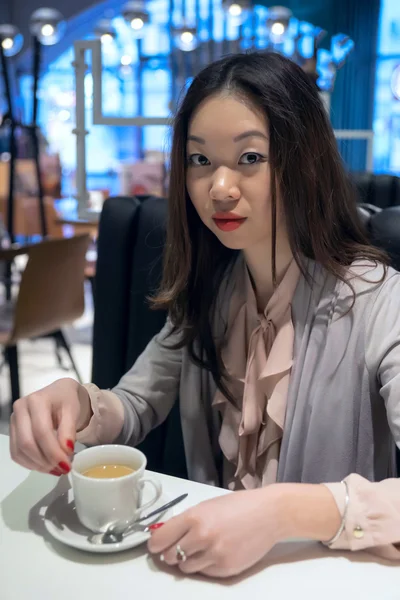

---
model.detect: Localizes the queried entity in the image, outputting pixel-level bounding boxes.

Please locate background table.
[55,198,100,239]
[1,434,399,599]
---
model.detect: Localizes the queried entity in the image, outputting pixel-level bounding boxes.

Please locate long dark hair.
[152,51,387,399]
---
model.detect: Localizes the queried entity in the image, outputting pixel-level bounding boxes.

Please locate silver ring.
[176,544,187,562]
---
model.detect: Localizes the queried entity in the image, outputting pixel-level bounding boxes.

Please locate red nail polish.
[50,469,62,477]
[66,439,75,452]
[58,461,71,473]
[149,523,165,531]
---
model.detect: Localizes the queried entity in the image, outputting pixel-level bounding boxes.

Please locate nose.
[209,167,240,204]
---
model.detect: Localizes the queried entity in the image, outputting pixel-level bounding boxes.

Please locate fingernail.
[149,523,165,532]
[50,469,62,477]
[58,461,71,473]
[66,439,75,453]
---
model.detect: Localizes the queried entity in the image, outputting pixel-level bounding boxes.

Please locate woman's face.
[186,93,283,251]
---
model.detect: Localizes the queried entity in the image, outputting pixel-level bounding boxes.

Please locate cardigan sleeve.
[76,319,182,447]
[323,270,400,560]
[324,476,400,560]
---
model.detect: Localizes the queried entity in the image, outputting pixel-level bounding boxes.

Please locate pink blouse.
[214,258,300,490]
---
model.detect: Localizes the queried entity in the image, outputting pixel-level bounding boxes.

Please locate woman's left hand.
[147,486,285,578]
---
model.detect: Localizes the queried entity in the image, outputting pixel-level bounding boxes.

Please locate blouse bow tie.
[213,258,300,490]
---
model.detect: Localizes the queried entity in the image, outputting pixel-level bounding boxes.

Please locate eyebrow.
[187,130,269,144]
[233,130,269,142]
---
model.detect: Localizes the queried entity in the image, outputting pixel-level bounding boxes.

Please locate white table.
[1,434,399,600]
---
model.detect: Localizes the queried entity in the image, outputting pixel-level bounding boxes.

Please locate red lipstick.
[212,212,247,232]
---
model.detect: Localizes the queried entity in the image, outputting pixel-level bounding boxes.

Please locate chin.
[212,231,247,250]
[216,237,246,250]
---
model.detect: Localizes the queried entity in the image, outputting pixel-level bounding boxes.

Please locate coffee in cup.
[82,464,135,479]
[70,445,162,532]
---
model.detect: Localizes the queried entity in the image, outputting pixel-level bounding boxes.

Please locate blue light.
[283,37,295,57]
[316,49,336,92]
[299,21,314,35]
[331,33,355,68]
[298,35,314,59]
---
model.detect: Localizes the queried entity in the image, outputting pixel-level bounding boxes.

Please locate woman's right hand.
[9,378,91,476]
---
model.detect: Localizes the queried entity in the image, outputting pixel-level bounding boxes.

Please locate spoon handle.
[136,493,188,523]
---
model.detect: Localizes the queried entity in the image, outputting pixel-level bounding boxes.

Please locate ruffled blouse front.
[213,258,300,490]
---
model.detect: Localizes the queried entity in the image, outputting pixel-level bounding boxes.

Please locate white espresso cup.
[70,445,162,532]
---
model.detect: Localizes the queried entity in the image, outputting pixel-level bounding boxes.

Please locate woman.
[9,52,400,577]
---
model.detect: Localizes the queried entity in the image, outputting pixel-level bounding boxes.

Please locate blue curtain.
[330,0,381,172]
[260,0,380,172]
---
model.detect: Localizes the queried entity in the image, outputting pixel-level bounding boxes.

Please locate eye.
[188,153,210,166]
[239,152,265,165]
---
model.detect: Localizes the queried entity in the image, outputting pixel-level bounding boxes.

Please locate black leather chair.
[351,172,400,270]
[352,173,400,209]
[367,207,400,272]
[92,194,400,478]
[92,195,187,479]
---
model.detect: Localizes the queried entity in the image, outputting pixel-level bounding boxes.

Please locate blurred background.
[1,0,392,191]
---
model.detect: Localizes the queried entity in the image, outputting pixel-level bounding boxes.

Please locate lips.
[212,212,247,232]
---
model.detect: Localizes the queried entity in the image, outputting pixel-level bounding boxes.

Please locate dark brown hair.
[152,51,387,399]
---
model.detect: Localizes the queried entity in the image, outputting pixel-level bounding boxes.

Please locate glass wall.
[374,0,400,173]
[13,0,333,194]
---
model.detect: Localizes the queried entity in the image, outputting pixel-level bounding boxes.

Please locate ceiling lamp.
[29,8,66,45]
[94,19,117,44]
[0,24,24,57]
[174,26,198,52]
[121,54,132,66]
[266,6,293,43]
[122,2,150,38]
[222,0,252,24]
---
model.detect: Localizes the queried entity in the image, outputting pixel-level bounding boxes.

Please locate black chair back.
[352,173,400,209]
[369,207,400,272]
[92,195,187,479]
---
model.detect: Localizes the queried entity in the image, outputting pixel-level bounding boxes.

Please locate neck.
[244,234,293,310]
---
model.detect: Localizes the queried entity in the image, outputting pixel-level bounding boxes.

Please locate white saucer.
[44,485,175,553]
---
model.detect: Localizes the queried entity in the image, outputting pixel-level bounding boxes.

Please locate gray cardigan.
[112,258,400,486]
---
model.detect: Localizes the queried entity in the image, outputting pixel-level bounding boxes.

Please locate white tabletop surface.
[1,434,399,599]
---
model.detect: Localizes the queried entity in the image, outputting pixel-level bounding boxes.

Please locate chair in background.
[0,234,90,402]
[0,192,95,374]
[0,157,63,239]
[0,156,62,200]
[353,172,400,269]
[352,172,400,209]
[0,193,64,240]
[361,206,400,272]
[92,195,187,479]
